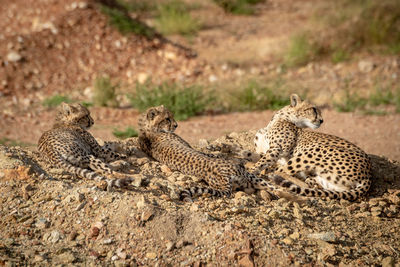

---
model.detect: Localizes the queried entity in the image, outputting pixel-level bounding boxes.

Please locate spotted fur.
[137,105,277,201]
[252,94,372,200]
[38,103,131,190]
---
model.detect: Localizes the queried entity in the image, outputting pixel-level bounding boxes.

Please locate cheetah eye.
[166,118,171,123]
[312,107,318,116]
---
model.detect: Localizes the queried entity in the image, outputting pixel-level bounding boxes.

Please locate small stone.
[68,231,78,241]
[146,252,157,259]
[238,254,254,267]
[50,230,61,243]
[259,190,273,202]
[131,174,144,187]
[308,232,336,242]
[136,195,148,209]
[190,203,199,212]
[116,248,127,260]
[166,241,175,252]
[209,74,218,83]
[358,60,375,73]
[35,218,50,229]
[103,238,113,245]
[382,256,395,267]
[290,231,300,240]
[56,252,76,264]
[75,201,87,211]
[282,237,294,245]
[293,202,303,220]
[141,208,154,222]
[7,51,22,62]
[111,255,119,261]
[160,165,173,176]
[137,72,149,84]
[234,191,247,199]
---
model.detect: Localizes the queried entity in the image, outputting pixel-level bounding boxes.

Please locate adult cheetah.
[38,103,132,190]
[252,94,372,200]
[136,105,277,200]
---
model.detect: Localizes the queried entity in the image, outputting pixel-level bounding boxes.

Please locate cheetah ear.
[147,108,158,120]
[290,94,302,107]
[60,102,73,115]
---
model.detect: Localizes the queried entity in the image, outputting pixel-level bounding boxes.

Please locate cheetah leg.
[179,175,233,201]
[81,130,128,161]
[250,146,282,175]
[55,156,131,190]
[270,173,371,201]
[179,184,232,202]
[87,155,127,178]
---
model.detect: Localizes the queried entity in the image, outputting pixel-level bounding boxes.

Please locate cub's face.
[57,103,94,129]
[140,105,178,133]
[287,94,323,130]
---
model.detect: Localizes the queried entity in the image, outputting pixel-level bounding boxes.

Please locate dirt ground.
[1,0,400,266]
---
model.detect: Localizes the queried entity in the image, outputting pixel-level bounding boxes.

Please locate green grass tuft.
[213,0,264,15]
[93,76,118,108]
[42,95,72,108]
[116,0,156,13]
[100,5,156,38]
[334,86,400,114]
[129,82,213,120]
[230,80,289,111]
[331,48,350,63]
[284,33,321,67]
[113,127,138,139]
[334,90,366,113]
[0,137,33,147]
[155,0,201,36]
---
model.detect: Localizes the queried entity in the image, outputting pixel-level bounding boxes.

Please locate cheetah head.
[286,94,323,129]
[56,102,94,129]
[138,105,178,134]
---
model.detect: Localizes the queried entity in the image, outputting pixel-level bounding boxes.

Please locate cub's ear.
[147,108,158,120]
[60,102,74,115]
[290,94,302,107]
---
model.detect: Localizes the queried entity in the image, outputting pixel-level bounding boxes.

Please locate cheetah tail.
[56,157,131,190]
[270,174,371,201]
[179,186,231,201]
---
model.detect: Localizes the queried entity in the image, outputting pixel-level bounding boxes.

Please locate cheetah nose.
[319,119,324,124]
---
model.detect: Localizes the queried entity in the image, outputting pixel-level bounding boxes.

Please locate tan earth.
[0,0,400,266]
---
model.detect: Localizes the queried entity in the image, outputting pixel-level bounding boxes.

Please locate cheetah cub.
[137,105,276,201]
[252,94,372,200]
[38,103,132,190]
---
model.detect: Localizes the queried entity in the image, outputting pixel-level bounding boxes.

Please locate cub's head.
[138,105,178,134]
[56,103,94,129]
[286,94,323,129]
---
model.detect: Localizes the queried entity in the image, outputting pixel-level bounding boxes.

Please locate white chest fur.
[254,128,270,154]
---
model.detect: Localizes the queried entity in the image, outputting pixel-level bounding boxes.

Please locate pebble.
[146,252,157,259]
[7,51,22,62]
[50,230,61,243]
[358,60,375,73]
[136,196,148,209]
[103,238,113,245]
[166,241,175,251]
[141,208,154,222]
[56,252,76,264]
[282,237,294,245]
[35,218,50,229]
[238,254,254,267]
[307,231,336,242]
[381,256,395,267]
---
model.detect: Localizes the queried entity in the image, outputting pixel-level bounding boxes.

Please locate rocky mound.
[0,131,399,266]
[0,0,202,98]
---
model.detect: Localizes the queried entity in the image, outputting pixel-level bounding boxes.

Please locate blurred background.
[0,0,399,159]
